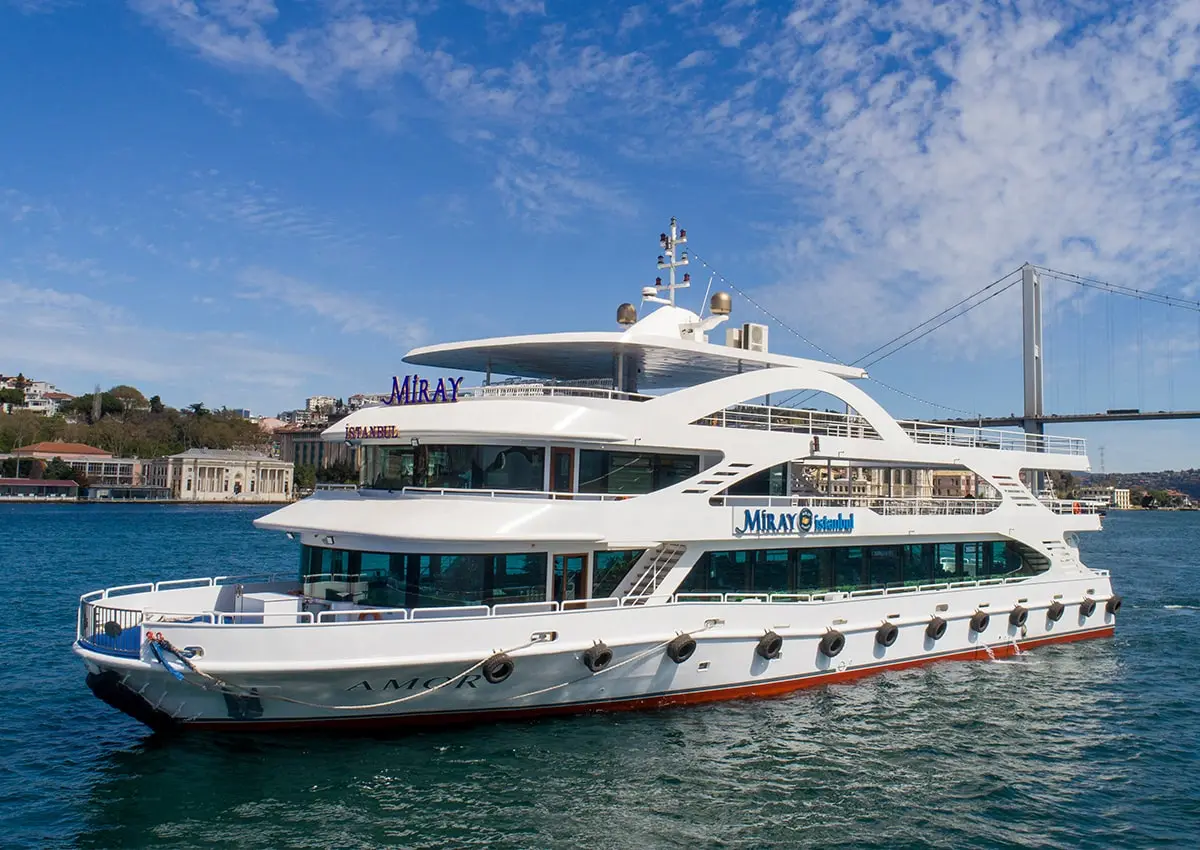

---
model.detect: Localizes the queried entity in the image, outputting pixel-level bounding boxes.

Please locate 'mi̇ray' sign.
[384,374,465,406]
[733,507,855,536]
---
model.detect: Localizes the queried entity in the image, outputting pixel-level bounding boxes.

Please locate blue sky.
[2,0,1199,471]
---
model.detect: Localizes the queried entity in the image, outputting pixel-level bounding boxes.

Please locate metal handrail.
[898,420,1087,456]
[460,384,653,403]
[398,486,629,501]
[714,495,1003,516]
[75,568,1112,635]
[693,404,881,439]
[1041,499,1106,515]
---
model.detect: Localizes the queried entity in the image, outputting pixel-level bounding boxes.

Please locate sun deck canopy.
[403,329,866,390]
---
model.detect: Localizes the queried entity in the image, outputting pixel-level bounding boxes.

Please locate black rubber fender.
[1106,595,1123,615]
[582,642,613,673]
[926,616,947,641]
[1046,601,1065,622]
[482,652,515,684]
[1079,597,1097,618]
[875,622,899,647]
[819,629,845,658]
[969,610,991,633]
[1009,606,1029,628]
[756,631,783,660]
[666,634,697,664]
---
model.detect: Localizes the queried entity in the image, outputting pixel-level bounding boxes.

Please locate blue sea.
[2,504,1198,848]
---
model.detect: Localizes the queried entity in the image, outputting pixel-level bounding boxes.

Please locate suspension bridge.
[692,255,1200,440]
[930,264,1200,435]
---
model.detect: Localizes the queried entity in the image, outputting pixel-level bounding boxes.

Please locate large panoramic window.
[577,451,700,495]
[363,444,546,492]
[677,540,1042,596]
[300,545,547,608]
[591,549,645,598]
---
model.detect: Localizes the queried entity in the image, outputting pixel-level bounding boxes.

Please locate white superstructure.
[74,220,1120,732]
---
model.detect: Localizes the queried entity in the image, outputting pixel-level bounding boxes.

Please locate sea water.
[2,505,1198,848]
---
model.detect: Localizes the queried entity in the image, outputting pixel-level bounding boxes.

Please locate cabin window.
[363,445,545,492]
[726,464,788,496]
[577,451,700,495]
[677,540,1046,596]
[300,545,547,608]
[591,549,646,597]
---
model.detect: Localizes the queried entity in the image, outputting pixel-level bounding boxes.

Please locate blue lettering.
[418,379,430,403]
[448,377,464,401]
[735,509,762,535]
[765,513,777,533]
[432,378,447,403]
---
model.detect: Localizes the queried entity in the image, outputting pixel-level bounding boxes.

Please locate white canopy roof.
[403,306,866,389]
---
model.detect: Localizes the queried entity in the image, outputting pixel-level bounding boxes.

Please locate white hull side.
[77,574,1116,731]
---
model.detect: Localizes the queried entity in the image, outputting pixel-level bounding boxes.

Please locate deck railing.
[713,494,1004,516]
[75,569,1110,645]
[460,384,652,403]
[1040,499,1106,515]
[396,486,630,501]
[898,421,1087,456]
[693,404,881,439]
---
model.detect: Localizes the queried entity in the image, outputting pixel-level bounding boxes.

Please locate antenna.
[1099,445,1106,475]
[92,383,101,421]
[654,217,691,307]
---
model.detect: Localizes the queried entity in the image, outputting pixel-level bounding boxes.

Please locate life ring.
[969,610,991,633]
[666,634,697,664]
[875,622,899,647]
[1079,597,1097,618]
[1072,502,1081,515]
[357,611,382,621]
[819,629,845,658]
[756,631,783,660]
[1046,601,1065,622]
[926,616,947,641]
[1106,595,1123,615]
[482,652,515,684]
[1009,606,1029,628]
[582,642,614,673]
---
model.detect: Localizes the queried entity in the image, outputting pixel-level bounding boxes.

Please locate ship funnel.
[710,291,732,316]
[617,303,638,326]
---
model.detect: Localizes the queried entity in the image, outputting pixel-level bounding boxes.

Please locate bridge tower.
[1021,263,1044,437]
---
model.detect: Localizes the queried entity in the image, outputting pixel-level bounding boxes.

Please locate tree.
[149,395,165,414]
[187,402,209,417]
[316,459,359,485]
[294,464,317,490]
[108,385,149,413]
[0,388,24,407]
[63,392,123,423]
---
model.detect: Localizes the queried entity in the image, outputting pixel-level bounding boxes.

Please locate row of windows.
[298,540,1043,610]
[578,451,699,495]
[365,445,545,491]
[361,445,701,495]
[300,545,650,608]
[676,541,1044,596]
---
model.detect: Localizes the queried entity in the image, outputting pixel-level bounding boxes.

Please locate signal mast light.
[683,273,690,283]
[656,277,663,286]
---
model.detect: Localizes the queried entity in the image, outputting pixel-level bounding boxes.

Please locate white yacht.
[75,220,1120,732]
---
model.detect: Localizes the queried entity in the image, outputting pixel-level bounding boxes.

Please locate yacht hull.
[75,576,1117,733]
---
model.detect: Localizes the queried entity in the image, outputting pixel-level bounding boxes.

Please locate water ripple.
[1,506,1198,848]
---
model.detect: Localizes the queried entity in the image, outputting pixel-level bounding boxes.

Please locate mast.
[656,217,691,306]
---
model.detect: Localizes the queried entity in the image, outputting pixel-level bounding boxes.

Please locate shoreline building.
[143,449,294,502]
[0,478,79,500]
[10,442,140,486]
[276,425,361,472]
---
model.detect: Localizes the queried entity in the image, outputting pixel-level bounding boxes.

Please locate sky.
[1,0,1199,471]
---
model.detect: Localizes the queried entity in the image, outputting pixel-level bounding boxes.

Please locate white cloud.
[677,50,713,69]
[492,138,636,229]
[237,266,427,346]
[130,0,418,96]
[467,0,544,16]
[0,279,329,397]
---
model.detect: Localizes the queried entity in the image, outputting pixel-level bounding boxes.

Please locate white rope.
[505,623,714,701]
[154,636,538,712]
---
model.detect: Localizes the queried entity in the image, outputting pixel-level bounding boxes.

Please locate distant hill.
[1079,470,1200,500]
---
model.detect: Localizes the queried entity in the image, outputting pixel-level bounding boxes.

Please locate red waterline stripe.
[186,625,1115,732]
